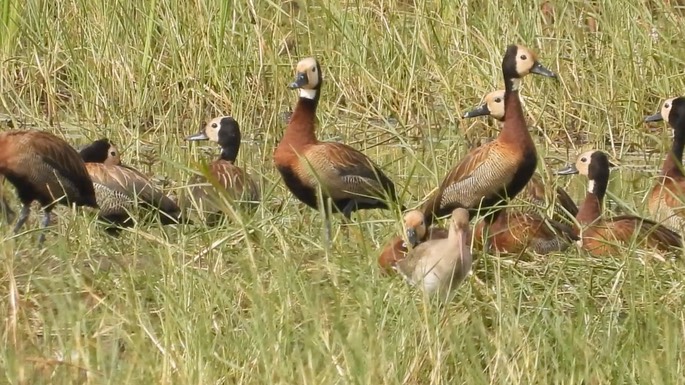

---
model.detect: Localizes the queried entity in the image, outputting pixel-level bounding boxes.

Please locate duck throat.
[284,92,320,145]
[299,89,318,100]
[219,145,238,162]
[507,78,521,92]
[576,178,605,225]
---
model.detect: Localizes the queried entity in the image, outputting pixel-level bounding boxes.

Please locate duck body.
[645,97,685,232]
[423,137,537,221]
[80,139,182,230]
[648,180,685,232]
[0,131,97,209]
[186,116,260,223]
[85,163,182,227]
[422,45,556,225]
[577,215,682,257]
[473,208,577,255]
[394,208,473,300]
[275,139,398,215]
[189,160,260,208]
[274,57,401,219]
[0,130,97,244]
[557,150,682,258]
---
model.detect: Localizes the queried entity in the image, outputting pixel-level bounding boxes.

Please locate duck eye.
[211,123,218,128]
[520,54,527,60]
[110,151,116,156]
[665,103,670,108]
[581,157,587,162]
[495,98,502,103]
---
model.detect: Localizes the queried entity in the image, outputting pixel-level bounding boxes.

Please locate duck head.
[80,138,121,166]
[289,57,322,100]
[463,89,505,120]
[186,116,242,162]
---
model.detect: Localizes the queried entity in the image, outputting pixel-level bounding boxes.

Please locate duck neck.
[283,89,320,146]
[219,144,238,163]
[662,117,685,178]
[499,78,534,149]
[576,178,605,225]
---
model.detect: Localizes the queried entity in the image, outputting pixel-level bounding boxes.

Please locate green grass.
[2,0,685,383]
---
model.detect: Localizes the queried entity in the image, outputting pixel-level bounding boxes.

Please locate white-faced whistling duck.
[644,97,685,233]
[421,45,557,227]
[0,130,98,245]
[273,57,403,236]
[462,89,578,221]
[556,150,682,259]
[80,139,183,233]
[378,210,448,274]
[394,208,472,301]
[185,116,260,224]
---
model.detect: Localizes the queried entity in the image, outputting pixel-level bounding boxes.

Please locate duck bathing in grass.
[0,130,98,246]
[273,56,404,240]
[556,150,682,260]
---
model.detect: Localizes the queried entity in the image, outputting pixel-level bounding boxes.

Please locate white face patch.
[207,124,220,142]
[587,179,595,194]
[510,78,521,91]
[299,89,318,100]
[662,98,674,121]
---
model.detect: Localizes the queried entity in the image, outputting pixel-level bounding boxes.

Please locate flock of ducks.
[0,44,684,301]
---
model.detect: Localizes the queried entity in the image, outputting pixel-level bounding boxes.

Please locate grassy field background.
[2,0,685,383]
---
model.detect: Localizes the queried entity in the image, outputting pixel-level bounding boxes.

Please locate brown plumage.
[557,150,682,258]
[463,89,578,221]
[473,208,577,255]
[273,57,403,237]
[185,116,260,224]
[394,208,473,301]
[378,210,449,274]
[80,139,183,232]
[644,97,685,233]
[421,45,557,226]
[0,130,98,245]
